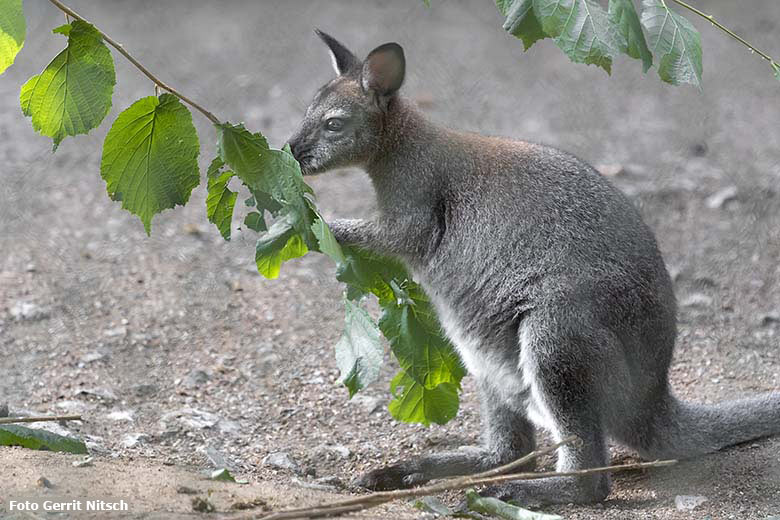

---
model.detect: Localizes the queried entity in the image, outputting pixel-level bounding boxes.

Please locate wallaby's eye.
[325,118,344,132]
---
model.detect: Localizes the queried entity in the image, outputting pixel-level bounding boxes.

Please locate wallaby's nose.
[286,136,302,160]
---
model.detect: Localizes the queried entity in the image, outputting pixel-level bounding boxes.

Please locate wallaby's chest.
[420,276,529,403]
[429,285,560,432]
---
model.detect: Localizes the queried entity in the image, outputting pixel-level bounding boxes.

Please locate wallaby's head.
[288,30,405,175]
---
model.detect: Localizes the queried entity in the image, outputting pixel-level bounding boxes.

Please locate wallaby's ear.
[315,29,359,76]
[361,42,405,99]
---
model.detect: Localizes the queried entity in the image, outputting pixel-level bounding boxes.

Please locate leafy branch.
[1,0,461,427]
[494,0,779,86]
[666,0,780,79]
[45,0,220,124]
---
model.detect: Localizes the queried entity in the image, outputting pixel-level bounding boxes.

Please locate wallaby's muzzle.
[286,134,315,174]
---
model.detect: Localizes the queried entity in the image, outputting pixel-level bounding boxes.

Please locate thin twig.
[0,415,82,425]
[247,436,577,520]
[45,0,222,125]
[242,437,675,520]
[666,0,779,72]
[253,459,676,519]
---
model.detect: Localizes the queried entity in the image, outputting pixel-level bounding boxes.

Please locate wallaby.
[287,30,780,505]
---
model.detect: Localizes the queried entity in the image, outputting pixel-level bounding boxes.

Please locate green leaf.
[773,61,780,82]
[609,0,653,72]
[217,123,319,277]
[641,0,702,87]
[100,94,200,235]
[206,155,225,179]
[217,123,312,218]
[388,371,459,426]
[414,496,454,516]
[465,489,563,520]
[244,211,267,232]
[327,242,464,425]
[0,424,88,454]
[206,156,237,240]
[336,247,407,304]
[311,217,346,265]
[496,0,547,51]
[255,211,309,279]
[20,20,115,150]
[533,0,622,74]
[209,468,237,482]
[379,283,465,390]
[0,0,25,75]
[216,123,270,189]
[335,299,384,397]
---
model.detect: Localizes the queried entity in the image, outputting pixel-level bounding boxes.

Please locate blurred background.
[1,1,779,517]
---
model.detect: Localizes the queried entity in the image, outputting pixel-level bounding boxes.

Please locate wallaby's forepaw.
[354,463,428,491]
[328,218,361,245]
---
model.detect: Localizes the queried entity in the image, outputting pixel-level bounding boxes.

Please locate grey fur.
[288,33,780,505]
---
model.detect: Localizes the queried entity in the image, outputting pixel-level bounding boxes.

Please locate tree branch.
[45,0,222,125]
[666,0,779,74]
[239,436,675,520]
[0,415,82,425]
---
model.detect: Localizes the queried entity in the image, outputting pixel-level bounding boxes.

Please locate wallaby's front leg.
[328,219,382,250]
[356,381,536,490]
[329,218,414,257]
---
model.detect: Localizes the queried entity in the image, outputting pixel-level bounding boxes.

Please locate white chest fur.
[426,286,559,435]
[429,293,528,403]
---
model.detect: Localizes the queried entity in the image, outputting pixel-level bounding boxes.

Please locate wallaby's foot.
[354,446,535,491]
[355,462,427,491]
[479,475,611,506]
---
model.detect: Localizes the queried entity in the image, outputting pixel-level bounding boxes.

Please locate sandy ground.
[1,0,780,518]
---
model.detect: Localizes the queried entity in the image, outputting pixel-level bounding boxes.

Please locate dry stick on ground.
[0,415,82,425]
[252,460,677,520]
[242,437,676,520]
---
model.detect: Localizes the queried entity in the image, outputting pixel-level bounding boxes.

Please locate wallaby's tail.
[640,392,780,459]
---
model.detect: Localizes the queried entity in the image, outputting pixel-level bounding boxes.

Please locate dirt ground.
[1,0,780,518]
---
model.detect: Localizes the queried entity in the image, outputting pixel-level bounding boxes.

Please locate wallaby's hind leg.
[482,416,611,506]
[482,321,612,505]
[356,380,535,491]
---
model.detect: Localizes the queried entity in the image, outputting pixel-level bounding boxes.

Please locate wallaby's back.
[370,108,682,438]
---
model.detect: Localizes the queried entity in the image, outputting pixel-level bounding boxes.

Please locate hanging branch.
[666,0,780,75]
[45,0,222,125]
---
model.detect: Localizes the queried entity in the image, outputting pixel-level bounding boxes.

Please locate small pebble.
[675,495,708,511]
[191,497,215,513]
[9,301,49,321]
[681,293,713,308]
[262,451,301,473]
[72,457,93,468]
[176,486,199,495]
[705,186,738,209]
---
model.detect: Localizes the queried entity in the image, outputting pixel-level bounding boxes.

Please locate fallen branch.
[242,437,675,520]
[238,438,576,520]
[0,415,82,425]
